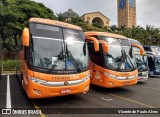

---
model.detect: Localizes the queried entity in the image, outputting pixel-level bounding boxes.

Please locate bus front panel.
[22,70,90,98]
[89,61,138,88]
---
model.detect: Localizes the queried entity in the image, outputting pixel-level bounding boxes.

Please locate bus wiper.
[117,50,125,70]
[117,50,134,71]
[48,43,65,73]
[123,50,135,70]
[139,56,147,69]
[66,43,81,72]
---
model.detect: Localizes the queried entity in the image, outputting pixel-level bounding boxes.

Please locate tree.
[109,25,118,32]
[109,25,160,46]
[56,13,66,22]
[0,0,56,59]
[68,16,84,25]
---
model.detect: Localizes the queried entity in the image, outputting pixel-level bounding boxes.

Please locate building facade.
[81,12,110,27]
[117,0,136,28]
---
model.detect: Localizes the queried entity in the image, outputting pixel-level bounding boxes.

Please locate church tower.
[117,0,136,28]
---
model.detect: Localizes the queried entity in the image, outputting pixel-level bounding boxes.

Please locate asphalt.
[0,74,160,117]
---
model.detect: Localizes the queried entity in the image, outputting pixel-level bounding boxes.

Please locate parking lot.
[0,74,160,117]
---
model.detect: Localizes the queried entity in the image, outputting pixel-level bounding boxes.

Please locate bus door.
[88,43,105,86]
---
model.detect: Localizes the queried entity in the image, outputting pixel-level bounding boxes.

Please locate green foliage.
[0,0,56,59]
[113,25,160,46]
[56,13,66,22]
[77,22,106,32]
[2,60,18,71]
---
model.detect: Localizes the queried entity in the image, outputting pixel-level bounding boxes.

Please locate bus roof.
[29,18,82,31]
[84,31,127,39]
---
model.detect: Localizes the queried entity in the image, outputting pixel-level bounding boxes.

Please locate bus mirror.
[22,28,30,47]
[131,44,145,56]
[129,46,133,58]
[85,36,99,51]
[99,40,108,53]
[83,42,86,56]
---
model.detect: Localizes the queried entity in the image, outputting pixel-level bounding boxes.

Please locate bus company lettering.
[52,75,80,80]
[119,73,130,76]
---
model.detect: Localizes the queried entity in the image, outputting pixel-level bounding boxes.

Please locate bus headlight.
[104,72,117,79]
[104,72,138,80]
[28,76,47,84]
[128,74,138,79]
[141,72,148,76]
[82,75,90,82]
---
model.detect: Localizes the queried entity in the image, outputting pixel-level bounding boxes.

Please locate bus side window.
[88,43,105,67]
[144,47,152,52]
[147,55,155,69]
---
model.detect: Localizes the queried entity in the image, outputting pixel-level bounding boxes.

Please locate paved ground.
[0,74,160,117]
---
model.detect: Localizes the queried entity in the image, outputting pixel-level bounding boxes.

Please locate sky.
[33,0,160,28]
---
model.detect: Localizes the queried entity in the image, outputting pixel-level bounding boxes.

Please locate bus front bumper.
[138,76,148,81]
[26,78,90,99]
[138,71,149,81]
[103,77,138,88]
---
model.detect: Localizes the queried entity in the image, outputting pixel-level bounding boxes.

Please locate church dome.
[62,9,79,18]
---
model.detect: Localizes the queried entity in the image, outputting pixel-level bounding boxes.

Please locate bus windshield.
[29,23,88,71]
[135,54,148,69]
[152,46,160,55]
[100,37,136,72]
[155,57,160,69]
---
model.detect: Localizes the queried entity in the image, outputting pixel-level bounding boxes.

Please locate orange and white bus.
[17,18,92,98]
[85,32,145,88]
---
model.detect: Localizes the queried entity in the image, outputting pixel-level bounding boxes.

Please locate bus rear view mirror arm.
[22,28,30,47]
[99,40,108,54]
[131,44,145,55]
[85,36,99,51]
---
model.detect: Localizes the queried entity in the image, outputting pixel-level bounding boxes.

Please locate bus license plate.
[60,88,71,94]
[124,82,130,85]
[139,78,144,81]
